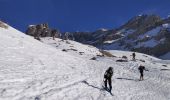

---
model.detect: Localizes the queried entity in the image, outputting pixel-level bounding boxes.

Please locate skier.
[138,65,148,81]
[104,67,113,92]
[132,52,136,60]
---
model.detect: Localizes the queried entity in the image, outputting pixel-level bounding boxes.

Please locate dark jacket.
[138,66,145,73]
[104,68,113,79]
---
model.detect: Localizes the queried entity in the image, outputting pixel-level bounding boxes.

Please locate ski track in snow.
[0,26,170,100]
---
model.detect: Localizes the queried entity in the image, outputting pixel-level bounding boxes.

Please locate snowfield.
[0,25,170,100]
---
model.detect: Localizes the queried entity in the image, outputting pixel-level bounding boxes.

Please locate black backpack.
[104,69,113,78]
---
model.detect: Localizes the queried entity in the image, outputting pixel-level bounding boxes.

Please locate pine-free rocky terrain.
[0,23,170,100]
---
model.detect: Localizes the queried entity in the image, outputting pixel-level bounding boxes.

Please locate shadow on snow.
[116,77,138,81]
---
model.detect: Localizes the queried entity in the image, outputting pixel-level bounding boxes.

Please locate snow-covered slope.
[40,38,101,57]
[0,24,170,100]
[0,24,96,100]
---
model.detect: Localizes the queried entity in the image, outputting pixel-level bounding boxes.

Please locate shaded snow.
[135,39,158,48]
[124,29,136,36]
[115,29,126,35]
[146,27,161,36]
[139,27,161,40]
[162,23,170,28]
[103,42,125,50]
[104,38,121,44]
[98,28,108,32]
[160,52,170,60]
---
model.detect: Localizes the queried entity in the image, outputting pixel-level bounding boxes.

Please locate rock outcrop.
[26,23,60,40]
[0,21,8,29]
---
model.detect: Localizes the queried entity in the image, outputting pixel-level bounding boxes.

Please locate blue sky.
[0,0,170,32]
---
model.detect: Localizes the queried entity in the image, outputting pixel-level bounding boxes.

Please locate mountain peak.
[121,14,161,30]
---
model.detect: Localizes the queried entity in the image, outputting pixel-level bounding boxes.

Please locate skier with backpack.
[132,52,136,61]
[104,67,113,92]
[138,64,148,81]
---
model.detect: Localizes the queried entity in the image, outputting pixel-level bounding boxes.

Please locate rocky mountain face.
[72,29,122,46]
[26,23,61,40]
[102,14,170,58]
[72,14,170,59]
